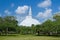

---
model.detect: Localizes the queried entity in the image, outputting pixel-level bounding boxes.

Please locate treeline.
[0,13,60,36]
[36,13,60,36]
[0,16,19,35]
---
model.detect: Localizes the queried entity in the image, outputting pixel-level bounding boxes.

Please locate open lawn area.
[0,34,60,40]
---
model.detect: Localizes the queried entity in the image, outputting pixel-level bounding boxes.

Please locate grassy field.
[0,34,60,40]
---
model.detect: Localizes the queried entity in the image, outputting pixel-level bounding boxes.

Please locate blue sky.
[0,0,60,24]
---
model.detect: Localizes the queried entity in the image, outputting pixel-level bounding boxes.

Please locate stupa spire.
[29,7,32,16]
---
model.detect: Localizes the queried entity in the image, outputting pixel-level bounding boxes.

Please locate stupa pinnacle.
[29,7,32,16]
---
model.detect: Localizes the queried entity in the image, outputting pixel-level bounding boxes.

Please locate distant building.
[19,7,40,26]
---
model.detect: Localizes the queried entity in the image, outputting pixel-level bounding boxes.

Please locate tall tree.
[3,16,18,35]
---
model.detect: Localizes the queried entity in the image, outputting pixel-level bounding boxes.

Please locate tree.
[42,20,54,35]
[31,24,36,34]
[0,16,18,35]
[53,13,60,35]
[0,17,3,35]
[35,25,41,35]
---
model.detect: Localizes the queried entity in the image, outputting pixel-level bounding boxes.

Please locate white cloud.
[4,10,11,14]
[38,0,51,8]
[16,16,25,22]
[15,15,25,25]
[11,3,14,7]
[58,6,60,11]
[15,5,29,14]
[0,14,1,17]
[37,8,52,22]
[43,8,52,18]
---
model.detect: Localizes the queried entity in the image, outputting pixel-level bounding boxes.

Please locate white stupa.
[20,7,40,26]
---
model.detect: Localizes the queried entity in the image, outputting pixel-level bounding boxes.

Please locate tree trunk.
[37,31,40,36]
[5,27,8,35]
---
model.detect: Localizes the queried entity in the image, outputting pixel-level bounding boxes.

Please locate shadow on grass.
[0,34,60,37]
[35,35,60,37]
[0,34,18,36]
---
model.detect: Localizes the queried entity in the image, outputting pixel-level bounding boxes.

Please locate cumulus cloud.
[0,14,1,17]
[15,5,29,14]
[37,8,52,22]
[11,3,14,7]
[38,0,51,8]
[15,15,25,25]
[4,10,11,14]
[58,6,60,11]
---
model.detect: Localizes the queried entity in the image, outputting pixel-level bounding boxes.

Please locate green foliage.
[0,13,60,36]
[0,16,18,35]
[35,13,60,35]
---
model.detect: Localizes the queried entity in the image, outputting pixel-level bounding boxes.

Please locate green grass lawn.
[0,34,60,40]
